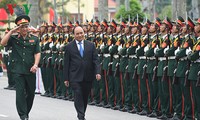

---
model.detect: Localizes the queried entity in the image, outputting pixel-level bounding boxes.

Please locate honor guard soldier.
[136,20,152,114]
[165,18,183,120]
[145,18,162,118]
[1,10,41,120]
[39,22,49,96]
[188,18,200,120]
[3,28,15,90]
[175,16,196,120]
[155,17,173,119]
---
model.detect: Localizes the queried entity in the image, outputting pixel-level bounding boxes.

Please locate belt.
[113,55,119,59]
[121,55,128,58]
[168,56,176,60]
[147,56,155,60]
[45,50,51,53]
[103,54,110,57]
[129,55,137,59]
[139,56,146,59]
[193,59,200,63]
[52,51,57,53]
[179,56,188,61]
[8,50,12,53]
[3,52,9,55]
[158,57,166,61]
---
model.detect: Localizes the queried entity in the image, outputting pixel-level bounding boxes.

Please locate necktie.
[78,42,84,57]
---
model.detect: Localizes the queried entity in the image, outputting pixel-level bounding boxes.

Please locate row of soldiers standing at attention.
[2,15,199,120]
[37,16,200,120]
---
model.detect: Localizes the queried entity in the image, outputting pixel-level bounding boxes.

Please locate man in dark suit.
[63,26,101,120]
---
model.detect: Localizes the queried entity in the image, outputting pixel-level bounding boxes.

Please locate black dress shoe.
[103,104,112,108]
[4,85,12,90]
[170,115,182,120]
[69,97,74,101]
[157,114,168,119]
[147,111,157,118]
[96,102,104,107]
[9,86,16,90]
[128,108,137,114]
[88,101,97,105]
[119,107,131,112]
[138,110,148,116]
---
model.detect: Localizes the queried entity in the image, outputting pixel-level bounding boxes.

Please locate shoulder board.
[30,33,38,37]
[11,33,19,36]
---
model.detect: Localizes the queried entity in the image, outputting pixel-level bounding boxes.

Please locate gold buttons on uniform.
[23,59,25,61]
[23,53,25,55]
[24,47,26,48]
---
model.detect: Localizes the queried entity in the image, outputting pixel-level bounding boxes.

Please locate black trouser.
[13,73,36,119]
[70,81,92,119]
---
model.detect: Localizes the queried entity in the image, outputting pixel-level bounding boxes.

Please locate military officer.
[1,13,41,120]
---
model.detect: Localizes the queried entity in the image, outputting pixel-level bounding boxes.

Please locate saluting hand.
[96,74,101,81]
[10,25,22,34]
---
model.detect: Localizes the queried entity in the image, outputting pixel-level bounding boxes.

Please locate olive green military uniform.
[145,34,160,115]
[3,46,15,89]
[188,38,200,120]
[166,34,183,119]
[40,33,49,96]
[175,34,195,120]
[118,37,130,111]
[137,34,150,113]
[155,34,172,118]
[7,33,41,119]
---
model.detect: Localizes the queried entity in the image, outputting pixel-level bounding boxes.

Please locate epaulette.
[11,33,19,36]
[29,33,38,37]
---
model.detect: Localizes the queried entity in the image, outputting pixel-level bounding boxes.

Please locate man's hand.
[10,25,22,34]
[30,64,38,73]
[64,81,69,87]
[96,74,101,81]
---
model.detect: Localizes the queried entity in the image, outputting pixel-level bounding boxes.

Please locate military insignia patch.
[29,40,35,43]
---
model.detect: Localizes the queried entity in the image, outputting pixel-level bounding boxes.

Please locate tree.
[158,5,172,20]
[115,0,144,22]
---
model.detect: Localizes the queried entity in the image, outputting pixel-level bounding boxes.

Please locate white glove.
[144,45,149,52]
[154,45,159,54]
[109,45,113,51]
[186,47,192,55]
[56,43,60,49]
[49,42,53,48]
[118,44,122,51]
[100,43,104,49]
[174,47,180,55]
[136,46,140,53]
[164,46,169,54]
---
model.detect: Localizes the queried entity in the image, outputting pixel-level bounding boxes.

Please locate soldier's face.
[55,27,59,33]
[160,24,166,32]
[131,27,137,34]
[63,27,69,32]
[195,24,200,34]
[19,24,29,36]
[48,26,52,32]
[181,26,187,33]
[149,24,156,33]
[74,27,85,41]
[141,27,148,35]
[171,25,178,34]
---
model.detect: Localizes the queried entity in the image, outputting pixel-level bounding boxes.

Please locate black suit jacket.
[63,40,100,82]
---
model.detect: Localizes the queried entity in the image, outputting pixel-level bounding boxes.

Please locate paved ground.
[0,73,157,120]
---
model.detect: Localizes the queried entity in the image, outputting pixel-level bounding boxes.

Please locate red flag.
[0,8,8,26]
[49,7,54,23]
[7,4,14,15]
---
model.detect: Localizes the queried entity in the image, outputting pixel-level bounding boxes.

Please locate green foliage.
[115,0,144,22]
[158,5,172,20]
